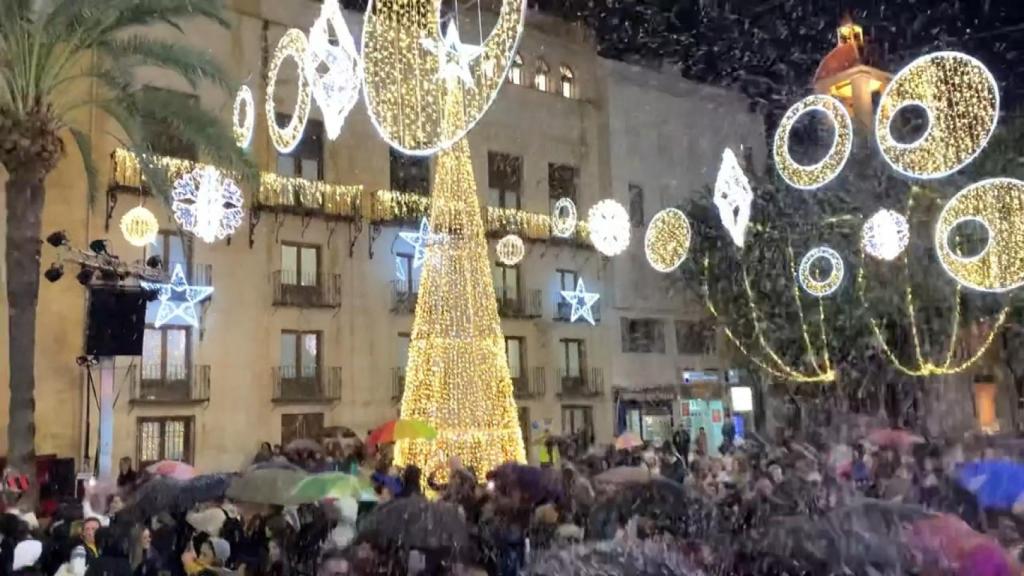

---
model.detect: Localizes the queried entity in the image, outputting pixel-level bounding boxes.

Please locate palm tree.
[0,0,251,487]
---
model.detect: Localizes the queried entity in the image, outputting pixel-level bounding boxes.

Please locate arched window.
[560,65,575,98]
[509,52,524,86]
[535,59,550,92]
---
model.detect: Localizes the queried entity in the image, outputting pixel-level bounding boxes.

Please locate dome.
[814,42,862,85]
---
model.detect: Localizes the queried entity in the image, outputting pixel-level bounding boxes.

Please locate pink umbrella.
[614,432,643,451]
[903,514,1021,575]
[146,460,197,481]
[866,428,925,451]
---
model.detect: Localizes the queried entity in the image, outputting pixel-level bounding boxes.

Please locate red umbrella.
[146,460,197,481]
[866,428,925,451]
[367,419,437,448]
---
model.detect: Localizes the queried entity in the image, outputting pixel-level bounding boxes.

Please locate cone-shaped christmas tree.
[394,97,526,482]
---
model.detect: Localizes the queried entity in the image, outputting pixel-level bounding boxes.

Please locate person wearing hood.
[181,538,230,576]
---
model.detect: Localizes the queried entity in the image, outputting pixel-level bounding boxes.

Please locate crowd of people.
[0,420,1021,576]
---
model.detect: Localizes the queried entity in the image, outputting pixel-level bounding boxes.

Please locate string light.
[861,209,910,261]
[560,278,600,325]
[876,51,999,179]
[140,264,215,328]
[714,148,753,247]
[798,246,845,297]
[232,86,255,149]
[496,234,525,266]
[644,207,691,273]
[935,178,1024,292]
[361,0,526,154]
[421,23,484,87]
[259,173,361,218]
[306,0,362,141]
[551,198,577,238]
[587,199,630,257]
[266,29,312,154]
[773,95,852,190]
[119,206,159,248]
[171,166,244,244]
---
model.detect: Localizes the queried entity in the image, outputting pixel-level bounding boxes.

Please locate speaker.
[85,287,148,356]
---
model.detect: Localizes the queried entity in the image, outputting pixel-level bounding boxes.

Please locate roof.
[814,42,863,84]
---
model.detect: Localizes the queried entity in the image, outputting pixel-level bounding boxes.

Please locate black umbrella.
[587,478,718,540]
[356,496,470,554]
[119,474,231,523]
[525,539,704,576]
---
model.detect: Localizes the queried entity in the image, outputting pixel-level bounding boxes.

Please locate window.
[147,231,189,275]
[395,252,415,293]
[488,151,523,209]
[390,147,431,194]
[548,163,578,213]
[560,339,585,378]
[509,52,524,85]
[142,326,190,383]
[276,116,324,181]
[534,59,550,92]
[493,264,520,303]
[281,413,325,445]
[140,88,198,160]
[561,405,593,449]
[675,320,717,355]
[397,333,411,368]
[559,65,575,98]
[281,243,320,287]
[621,318,666,354]
[505,337,524,380]
[557,269,579,292]
[280,331,321,380]
[628,183,644,228]
[138,417,193,465]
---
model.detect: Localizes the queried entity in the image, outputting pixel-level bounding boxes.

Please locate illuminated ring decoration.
[233,85,255,149]
[587,199,631,257]
[551,197,577,238]
[496,234,525,266]
[772,95,853,190]
[266,29,312,154]
[876,51,999,179]
[798,246,845,297]
[644,208,692,273]
[119,206,159,248]
[861,209,910,261]
[935,178,1024,293]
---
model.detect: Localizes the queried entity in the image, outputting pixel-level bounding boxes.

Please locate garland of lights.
[935,178,1024,292]
[773,95,852,190]
[259,173,361,217]
[496,234,525,266]
[306,0,362,141]
[714,148,753,247]
[876,51,999,179]
[798,247,845,297]
[171,166,244,244]
[861,209,910,261]
[119,206,159,248]
[551,197,577,238]
[587,199,630,257]
[644,208,691,273]
[233,85,255,149]
[266,29,313,154]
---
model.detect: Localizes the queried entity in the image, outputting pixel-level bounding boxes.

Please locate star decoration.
[420,23,483,87]
[398,218,441,268]
[560,278,601,325]
[140,264,215,328]
[714,148,754,248]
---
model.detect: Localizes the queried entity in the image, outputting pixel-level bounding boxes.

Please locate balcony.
[272,366,342,403]
[390,280,419,314]
[392,367,406,403]
[272,271,342,308]
[557,368,604,398]
[554,299,601,323]
[513,367,546,400]
[496,289,543,319]
[130,365,210,404]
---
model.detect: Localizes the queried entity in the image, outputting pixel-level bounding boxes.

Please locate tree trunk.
[5,168,47,503]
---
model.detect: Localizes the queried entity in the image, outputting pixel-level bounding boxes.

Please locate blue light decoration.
[140,264,215,328]
[560,278,600,325]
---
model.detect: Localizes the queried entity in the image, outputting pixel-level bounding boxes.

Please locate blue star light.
[399,218,434,268]
[560,278,600,325]
[140,264,215,328]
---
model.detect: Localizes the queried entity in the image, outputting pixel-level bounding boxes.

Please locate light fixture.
[76,267,95,286]
[587,199,630,257]
[89,239,110,255]
[119,206,159,248]
[266,29,312,154]
[773,94,852,190]
[232,85,255,149]
[861,209,910,261]
[551,197,577,238]
[171,166,244,244]
[560,278,600,325]
[798,246,845,297]
[46,231,68,248]
[306,0,362,140]
[714,148,753,248]
[44,263,64,283]
[644,207,691,273]
[496,234,525,266]
[139,264,215,328]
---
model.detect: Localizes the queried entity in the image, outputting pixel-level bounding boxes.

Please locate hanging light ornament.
[551,197,577,238]
[644,208,691,272]
[773,95,852,190]
[266,29,312,154]
[861,209,910,261]
[305,0,362,140]
[713,148,754,247]
[496,234,525,266]
[232,85,255,149]
[119,206,159,248]
[587,200,630,257]
[171,166,244,244]
[798,246,845,297]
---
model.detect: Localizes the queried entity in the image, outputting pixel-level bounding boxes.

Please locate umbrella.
[226,468,307,506]
[356,496,469,553]
[866,428,925,451]
[488,463,563,506]
[593,466,653,485]
[367,419,437,447]
[614,432,643,451]
[955,459,1024,510]
[284,438,323,454]
[525,539,703,576]
[118,474,230,523]
[287,473,371,504]
[903,513,1021,574]
[146,460,197,481]
[246,459,304,472]
[587,478,717,540]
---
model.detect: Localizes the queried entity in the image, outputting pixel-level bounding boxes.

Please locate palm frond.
[106,0,229,35]
[98,35,233,92]
[68,125,100,206]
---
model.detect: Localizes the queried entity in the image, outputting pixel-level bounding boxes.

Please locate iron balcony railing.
[557,367,604,398]
[392,367,406,403]
[272,366,342,403]
[554,298,601,323]
[513,367,546,400]
[272,271,342,308]
[130,364,210,403]
[496,289,543,319]
[390,280,419,314]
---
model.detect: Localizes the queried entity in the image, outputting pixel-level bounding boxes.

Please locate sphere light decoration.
[266,29,312,154]
[798,246,845,297]
[876,51,999,179]
[305,0,362,141]
[862,209,910,261]
[232,85,255,149]
[935,178,1024,293]
[773,94,853,190]
[644,208,692,273]
[119,206,159,248]
[171,166,245,244]
[496,234,525,266]
[587,199,630,257]
[551,197,577,238]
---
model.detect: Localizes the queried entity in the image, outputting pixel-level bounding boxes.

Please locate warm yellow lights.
[876,52,999,179]
[773,94,852,190]
[496,234,525,266]
[233,85,255,149]
[259,173,361,218]
[119,206,159,247]
[798,247,845,297]
[935,178,1024,293]
[644,207,691,272]
[266,29,313,154]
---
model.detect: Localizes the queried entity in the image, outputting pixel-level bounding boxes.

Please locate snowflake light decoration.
[862,209,910,261]
[587,199,630,257]
[551,197,577,238]
[305,0,362,140]
[798,247,845,297]
[714,148,754,248]
[560,278,600,325]
[171,166,244,244]
[496,234,525,266]
[140,264,215,328]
